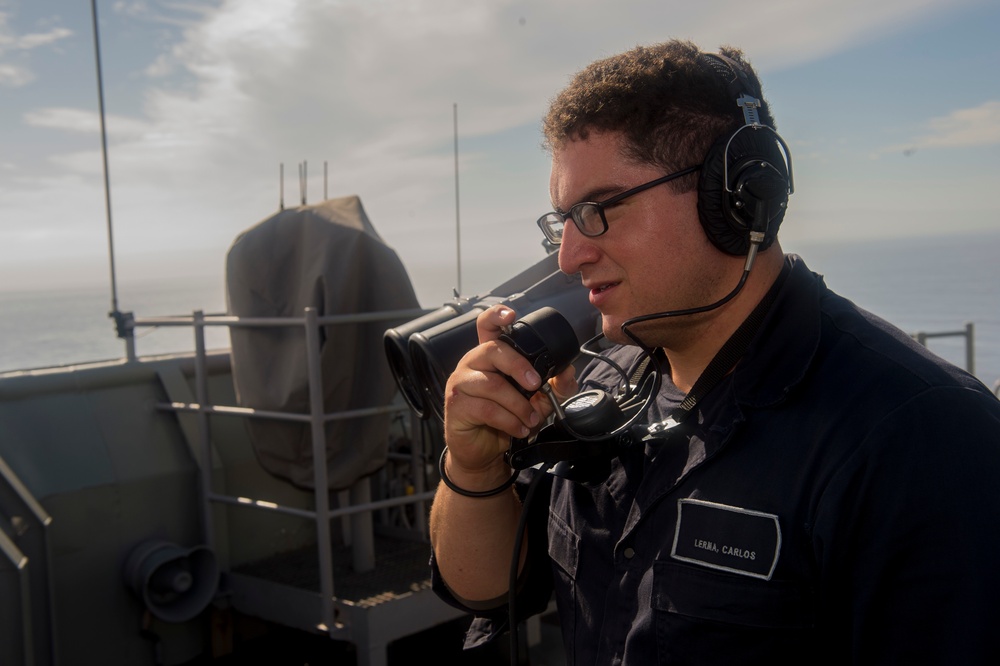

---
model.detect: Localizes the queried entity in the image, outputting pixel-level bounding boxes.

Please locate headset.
[697,52,795,256]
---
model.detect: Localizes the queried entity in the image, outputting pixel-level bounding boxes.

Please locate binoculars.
[384,252,600,421]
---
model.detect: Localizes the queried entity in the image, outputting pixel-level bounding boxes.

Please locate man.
[428,39,1000,664]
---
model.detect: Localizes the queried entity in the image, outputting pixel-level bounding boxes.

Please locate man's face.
[551,131,733,348]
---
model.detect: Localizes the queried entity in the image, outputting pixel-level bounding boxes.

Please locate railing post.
[0,454,61,666]
[965,322,975,377]
[304,307,336,632]
[193,310,215,552]
[0,530,33,666]
[114,310,137,362]
[410,416,428,537]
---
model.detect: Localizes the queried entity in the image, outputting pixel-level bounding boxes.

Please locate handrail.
[157,401,406,424]
[132,308,429,329]
[911,322,975,376]
[0,454,56,666]
[208,489,438,522]
[0,530,31,666]
[114,307,431,362]
[151,305,434,636]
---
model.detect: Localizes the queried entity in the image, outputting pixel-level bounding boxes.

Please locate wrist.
[439,448,517,498]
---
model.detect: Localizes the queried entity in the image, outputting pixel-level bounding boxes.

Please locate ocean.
[2,230,999,392]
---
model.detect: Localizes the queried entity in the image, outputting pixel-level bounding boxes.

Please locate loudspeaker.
[123,540,219,623]
[697,53,794,256]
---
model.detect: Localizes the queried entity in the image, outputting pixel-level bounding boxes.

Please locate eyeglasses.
[536,165,701,245]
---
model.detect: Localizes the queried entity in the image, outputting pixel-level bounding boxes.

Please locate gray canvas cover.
[226,196,420,490]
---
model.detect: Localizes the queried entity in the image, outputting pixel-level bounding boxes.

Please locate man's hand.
[442,305,577,491]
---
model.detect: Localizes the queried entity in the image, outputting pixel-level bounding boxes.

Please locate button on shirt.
[432,255,1000,665]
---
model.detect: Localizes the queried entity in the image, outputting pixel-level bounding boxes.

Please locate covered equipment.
[226,196,420,490]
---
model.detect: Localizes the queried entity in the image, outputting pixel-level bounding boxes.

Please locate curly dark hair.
[542,40,775,193]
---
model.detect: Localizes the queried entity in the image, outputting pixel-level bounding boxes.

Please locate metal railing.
[0,453,56,666]
[136,305,431,636]
[911,321,975,376]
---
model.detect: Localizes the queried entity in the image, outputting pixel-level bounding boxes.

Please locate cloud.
[112,0,217,29]
[4,0,991,303]
[876,100,1000,157]
[0,62,31,85]
[24,107,151,137]
[87,0,974,191]
[0,13,72,51]
[682,0,969,68]
[917,101,1000,148]
[0,10,73,87]
[7,26,72,50]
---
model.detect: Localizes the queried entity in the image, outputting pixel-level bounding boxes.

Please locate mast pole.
[453,102,462,295]
[90,0,133,357]
[91,0,119,315]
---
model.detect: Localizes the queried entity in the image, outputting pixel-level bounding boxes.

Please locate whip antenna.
[90,0,119,316]
[454,102,462,295]
[90,0,134,357]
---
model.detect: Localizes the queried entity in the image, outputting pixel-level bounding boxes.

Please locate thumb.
[549,364,578,402]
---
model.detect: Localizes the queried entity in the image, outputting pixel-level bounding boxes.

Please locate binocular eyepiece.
[384,302,488,421]
[383,302,484,418]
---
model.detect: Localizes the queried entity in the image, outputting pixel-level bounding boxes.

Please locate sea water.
[0,276,231,374]
[1,231,999,391]
[791,230,1000,391]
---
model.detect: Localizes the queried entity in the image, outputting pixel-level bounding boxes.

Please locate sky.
[1,0,998,310]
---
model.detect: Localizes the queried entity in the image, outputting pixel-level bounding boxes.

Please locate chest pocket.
[652,561,818,664]
[653,560,815,629]
[548,508,580,579]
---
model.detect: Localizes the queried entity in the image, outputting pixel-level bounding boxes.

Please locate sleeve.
[430,467,555,649]
[813,386,1000,664]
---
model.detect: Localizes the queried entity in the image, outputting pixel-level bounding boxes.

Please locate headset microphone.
[501,307,662,473]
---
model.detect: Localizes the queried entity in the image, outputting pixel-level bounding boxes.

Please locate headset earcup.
[698,128,789,255]
[697,134,738,254]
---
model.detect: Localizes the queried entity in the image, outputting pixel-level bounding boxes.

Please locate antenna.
[90,0,134,357]
[324,160,328,200]
[454,102,462,295]
[279,163,285,209]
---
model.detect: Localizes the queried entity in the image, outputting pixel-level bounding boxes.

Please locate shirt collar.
[731,254,823,408]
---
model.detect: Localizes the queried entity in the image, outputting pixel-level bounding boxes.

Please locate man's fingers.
[476,304,517,343]
[445,353,541,438]
[549,364,579,402]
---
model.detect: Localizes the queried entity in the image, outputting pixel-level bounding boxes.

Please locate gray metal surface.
[228,535,465,666]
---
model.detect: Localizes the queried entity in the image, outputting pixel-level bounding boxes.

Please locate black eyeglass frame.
[536,164,702,245]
